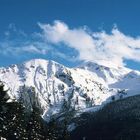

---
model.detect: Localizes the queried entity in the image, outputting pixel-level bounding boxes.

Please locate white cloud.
[1,20,140,67]
[21,45,47,54]
[38,20,140,67]
[4,23,27,38]
[0,42,48,56]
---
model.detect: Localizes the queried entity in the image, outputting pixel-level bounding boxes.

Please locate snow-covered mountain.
[0,59,140,121]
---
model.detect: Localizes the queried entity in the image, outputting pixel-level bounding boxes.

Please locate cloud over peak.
[38,20,140,67]
[1,20,140,68]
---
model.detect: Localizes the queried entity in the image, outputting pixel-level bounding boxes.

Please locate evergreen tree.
[46,118,60,140]
[19,85,47,140]
[26,105,46,140]
[0,82,28,140]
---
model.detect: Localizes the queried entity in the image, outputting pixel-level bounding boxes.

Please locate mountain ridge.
[0,58,140,121]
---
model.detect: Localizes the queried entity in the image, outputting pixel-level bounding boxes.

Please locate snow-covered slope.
[0,59,140,120]
[79,61,131,85]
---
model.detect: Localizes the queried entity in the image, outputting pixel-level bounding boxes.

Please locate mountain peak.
[80,60,125,69]
[0,58,140,122]
[23,58,56,65]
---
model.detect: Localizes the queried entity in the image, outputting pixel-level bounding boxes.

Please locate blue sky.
[0,0,140,70]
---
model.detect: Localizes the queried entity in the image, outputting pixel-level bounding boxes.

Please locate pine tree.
[18,85,46,140]
[61,119,70,140]
[26,105,46,140]
[0,82,28,140]
[46,119,60,140]
[0,83,9,105]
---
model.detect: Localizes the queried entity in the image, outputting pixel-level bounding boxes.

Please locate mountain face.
[0,59,140,121]
[71,95,140,140]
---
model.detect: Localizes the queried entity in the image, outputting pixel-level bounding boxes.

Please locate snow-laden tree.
[0,83,47,140]
[0,82,28,140]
